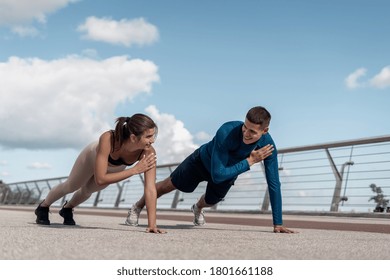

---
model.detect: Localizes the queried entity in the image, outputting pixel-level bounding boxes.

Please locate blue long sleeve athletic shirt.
[199,121,283,225]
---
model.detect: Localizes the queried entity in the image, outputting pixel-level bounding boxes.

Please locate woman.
[35,113,165,233]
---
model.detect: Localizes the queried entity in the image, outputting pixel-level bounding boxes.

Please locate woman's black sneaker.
[59,202,76,225]
[35,204,50,225]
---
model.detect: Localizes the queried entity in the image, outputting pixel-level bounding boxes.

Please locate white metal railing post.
[260,162,270,211]
[115,180,129,208]
[34,182,41,203]
[326,148,354,211]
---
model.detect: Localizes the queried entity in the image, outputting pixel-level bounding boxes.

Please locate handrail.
[279,135,390,153]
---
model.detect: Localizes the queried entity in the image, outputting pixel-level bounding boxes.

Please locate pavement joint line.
[1,205,389,234]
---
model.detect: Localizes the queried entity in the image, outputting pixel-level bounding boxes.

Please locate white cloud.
[81,48,99,58]
[0,55,159,149]
[0,160,7,166]
[77,16,159,47]
[346,66,390,90]
[345,67,367,89]
[195,131,212,142]
[145,105,198,164]
[0,0,78,26]
[27,162,52,169]
[11,25,39,37]
[370,66,390,89]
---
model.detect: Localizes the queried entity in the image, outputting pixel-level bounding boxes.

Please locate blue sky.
[0,0,389,183]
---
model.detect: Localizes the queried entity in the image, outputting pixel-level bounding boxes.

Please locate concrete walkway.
[0,205,389,260]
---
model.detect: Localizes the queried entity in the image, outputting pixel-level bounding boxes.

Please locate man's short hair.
[246,106,271,129]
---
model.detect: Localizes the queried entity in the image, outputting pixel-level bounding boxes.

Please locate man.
[126,106,295,233]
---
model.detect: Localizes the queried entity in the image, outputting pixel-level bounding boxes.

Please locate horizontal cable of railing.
[1,135,390,214]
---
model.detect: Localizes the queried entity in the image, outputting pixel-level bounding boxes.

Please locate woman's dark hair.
[246,106,271,129]
[113,113,157,149]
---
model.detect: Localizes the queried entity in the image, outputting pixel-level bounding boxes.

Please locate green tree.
[369,184,389,212]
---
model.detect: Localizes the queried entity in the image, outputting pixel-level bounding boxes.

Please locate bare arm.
[142,148,166,234]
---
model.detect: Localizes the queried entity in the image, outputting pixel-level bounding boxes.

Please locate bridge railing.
[1,135,390,213]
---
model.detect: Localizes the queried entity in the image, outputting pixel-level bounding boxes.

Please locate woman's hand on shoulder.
[133,151,157,174]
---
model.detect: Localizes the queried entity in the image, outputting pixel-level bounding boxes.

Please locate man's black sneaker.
[35,203,50,225]
[59,202,76,225]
